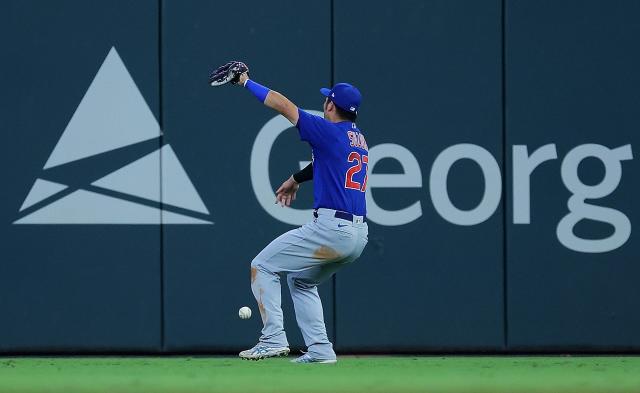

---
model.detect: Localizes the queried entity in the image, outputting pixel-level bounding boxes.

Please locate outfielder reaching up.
[209,62,369,364]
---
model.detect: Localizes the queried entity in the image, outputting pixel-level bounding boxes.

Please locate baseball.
[238,306,252,319]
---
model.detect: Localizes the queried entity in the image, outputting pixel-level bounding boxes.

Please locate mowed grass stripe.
[0,356,639,393]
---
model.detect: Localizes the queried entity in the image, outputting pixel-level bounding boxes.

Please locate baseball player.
[209,62,369,364]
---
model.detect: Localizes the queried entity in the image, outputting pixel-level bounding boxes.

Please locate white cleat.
[291,353,337,364]
[239,344,290,360]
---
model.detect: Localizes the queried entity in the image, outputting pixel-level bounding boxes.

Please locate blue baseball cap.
[320,83,362,114]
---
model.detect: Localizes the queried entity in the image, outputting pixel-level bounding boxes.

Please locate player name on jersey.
[347,130,369,151]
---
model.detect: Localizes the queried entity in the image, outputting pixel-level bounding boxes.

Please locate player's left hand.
[275,176,300,207]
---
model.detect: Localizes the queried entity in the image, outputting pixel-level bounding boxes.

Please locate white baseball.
[238,306,252,319]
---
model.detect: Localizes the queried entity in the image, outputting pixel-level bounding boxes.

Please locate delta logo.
[14,47,212,225]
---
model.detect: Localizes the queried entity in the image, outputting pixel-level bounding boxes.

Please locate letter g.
[557,144,633,253]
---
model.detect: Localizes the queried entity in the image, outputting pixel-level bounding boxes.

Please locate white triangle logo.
[15,47,213,225]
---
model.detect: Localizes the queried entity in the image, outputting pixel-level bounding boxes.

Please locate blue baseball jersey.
[296,108,368,216]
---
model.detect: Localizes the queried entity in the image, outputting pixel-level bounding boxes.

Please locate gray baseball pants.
[250,208,368,360]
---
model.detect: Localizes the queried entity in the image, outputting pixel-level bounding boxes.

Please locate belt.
[313,209,366,223]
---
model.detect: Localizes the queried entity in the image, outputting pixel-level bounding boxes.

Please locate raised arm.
[237,73,299,125]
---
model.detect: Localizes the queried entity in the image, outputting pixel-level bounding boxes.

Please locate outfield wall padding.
[159,0,334,352]
[332,0,505,351]
[0,0,162,352]
[504,0,640,350]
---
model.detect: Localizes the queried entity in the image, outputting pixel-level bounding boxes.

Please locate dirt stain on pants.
[313,245,340,261]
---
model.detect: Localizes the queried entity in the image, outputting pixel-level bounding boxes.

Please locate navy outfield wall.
[160,0,334,351]
[0,0,162,351]
[505,0,640,350]
[332,0,505,351]
[0,0,638,353]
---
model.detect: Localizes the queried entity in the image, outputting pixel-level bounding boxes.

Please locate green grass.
[1,356,639,393]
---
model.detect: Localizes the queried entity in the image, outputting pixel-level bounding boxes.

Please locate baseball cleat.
[291,353,337,364]
[239,344,290,360]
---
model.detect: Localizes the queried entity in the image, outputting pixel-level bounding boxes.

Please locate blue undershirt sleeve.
[244,79,270,103]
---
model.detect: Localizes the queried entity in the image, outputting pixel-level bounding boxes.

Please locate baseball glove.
[208,61,248,86]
